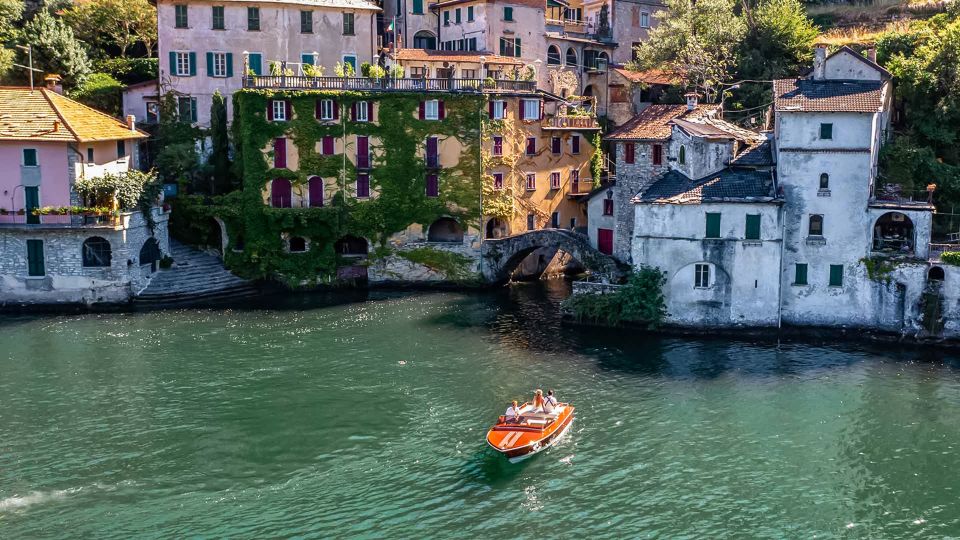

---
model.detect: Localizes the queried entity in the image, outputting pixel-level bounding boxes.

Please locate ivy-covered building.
[218,73,599,284]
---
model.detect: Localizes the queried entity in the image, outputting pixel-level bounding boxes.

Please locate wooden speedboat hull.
[486,403,575,463]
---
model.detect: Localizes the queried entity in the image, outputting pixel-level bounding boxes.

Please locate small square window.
[22,148,38,167]
[492,135,503,157]
[745,214,761,240]
[117,140,126,158]
[356,101,369,122]
[820,123,833,140]
[87,147,94,162]
[319,99,334,120]
[695,263,710,288]
[603,198,614,216]
[521,99,540,120]
[491,100,506,120]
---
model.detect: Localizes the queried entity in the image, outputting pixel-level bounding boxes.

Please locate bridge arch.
[480,229,628,283]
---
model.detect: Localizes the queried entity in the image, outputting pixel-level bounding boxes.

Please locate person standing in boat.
[505,400,521,423]
[533,389,545,412]
[543,390,558,413]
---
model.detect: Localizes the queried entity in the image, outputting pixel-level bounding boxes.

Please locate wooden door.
[597,228,613,255]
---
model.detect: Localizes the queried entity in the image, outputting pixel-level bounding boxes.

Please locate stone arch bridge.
[480,229,629,283]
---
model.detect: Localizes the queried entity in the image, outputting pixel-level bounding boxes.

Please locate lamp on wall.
[606,189,613,199]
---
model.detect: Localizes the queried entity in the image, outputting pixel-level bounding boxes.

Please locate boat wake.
[0,488,79,512]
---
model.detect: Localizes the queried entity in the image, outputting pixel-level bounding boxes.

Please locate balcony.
[242,75,536,93]
[0,210,131,229]
[542,115,601,130]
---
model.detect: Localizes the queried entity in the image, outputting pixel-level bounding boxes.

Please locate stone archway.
[872,212,915,254]
[481,229,627,283]
[486,217,508,239]
[427,217,464,243]
[139,237,162,271]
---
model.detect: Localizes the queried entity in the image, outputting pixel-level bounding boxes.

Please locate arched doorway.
[427,217,464,243]
[929,266,945,281]
[334,235,369,256]
[413,31,436,50]
[206,218,224,256]
[139,237,161,271]
[872,212,915,254]
[486,217,508,239]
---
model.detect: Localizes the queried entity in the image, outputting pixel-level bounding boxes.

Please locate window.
[343,55,357,72]
[547,45,561,65]
[652,144,663,165]
[426,174,439,197]
[301,10,313,33]
[247,7,260,30]
[504,6,513,21]
[26,239,44,276]
[570,217,577,229]
[209,51,229,77]
[794,263,808,285]
[318,99,334,120]
[273,138,286,168]
[343,13,355,35]
[356,136,370,168]
[500,37,521,57]
[565,48,578,67]
[117,140,126,158]
[603,198,614,216]
[694,263,710,288]
[551,212,560,229]
[492,135,503,156]
[271,100,287,121]
[550,171,561,189]
[87,147,94,162]
[809,214,823,236]
[177,96,196,122]
[640,11,649,27]
[413,0,423,14]
[468,6,474,21]
[525,173,536,190]
[490,100,506,119]
[355,101,369,122]
[22,148,38,167]
[571,169,580,191]
[357,173,370,198]
[521,99,540,120]
[424,99,440,120]
[455,8,461,23]
[426,136,439,168]
[552,137,561,155]
[82,237,111,267]
[705,212,721,238]
[271,178,291,207]
[493,172,504,190]
[146,102,159,123]
[745,214,761,240]
[212,6,224,29]
[443,11,450,25]
[527,213,535,230]
[820,123,833,140]
[829,264,843,287]
[571,135,580,154]
[525,137,536,155]
[624,143,635,164]
[175,4,188,28]
[174,51,193,76]
[248,53,263,75]
[410,66,426,78]
[320,135,335,155]
[301,53,316,67]
[289,237,307,252]
[819,173,829,190]
[679,145,686,164]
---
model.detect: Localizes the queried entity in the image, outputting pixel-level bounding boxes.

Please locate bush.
[75,169,160,210]
[562,266,667,328]
[68,72,123,116]
[941,252,960,265]
[92,57,158,84]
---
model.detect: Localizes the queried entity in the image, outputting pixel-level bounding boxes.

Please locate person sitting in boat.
[543,389,558,413]
[532,389,545,412]
[505,400,521,423]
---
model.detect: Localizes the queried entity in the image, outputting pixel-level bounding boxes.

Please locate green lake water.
[2,282,960,538]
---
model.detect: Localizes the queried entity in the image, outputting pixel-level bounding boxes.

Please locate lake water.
[2,282,960,538]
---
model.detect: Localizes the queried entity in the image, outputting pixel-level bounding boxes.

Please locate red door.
[597,228,613,255]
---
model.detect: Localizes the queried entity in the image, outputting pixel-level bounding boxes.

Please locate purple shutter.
[285,100,292,120]
[357,174,370,197]
[426,136,438,168]
[367,101,374,122]
[572,135,580,154]
[322,136,334,155]
[488,101,494,118]
[315,99,321,119]
[438,100,445,119]
[552,137,561,154]
[267,101,274,121]
[426,174,439,197]
[418,101,425,120]
[332,100,339,119]
[309,176,324,207]
[271,178,291,207]
[526,137,535,155]
[351,103,357,121]
[357,136,368,168]
[274,138,286,168]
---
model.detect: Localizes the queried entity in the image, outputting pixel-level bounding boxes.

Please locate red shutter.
[426,136,438,167]
[572,135,580,154]
[285,100,292,120]
[322,136,334,155]
[367,101,374,122]
[552,137,561,154]
[267,101,274,121]
[625,143,635,164]
[526,137,536,155]
[419,101,425,120]
[488,101,494,118]
[357,136,369,168]
[438,100,445,119]
[274,138,286,168]
[357,174,370,198]
[351,103,357,121]
[315,99,321,119]
[309,177,324,207]
[332,100,339,119]
[426,174,439,197]
[271,178,291,207]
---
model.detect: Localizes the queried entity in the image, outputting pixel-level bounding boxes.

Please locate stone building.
[0,86,169,305]
[156,0,380,127]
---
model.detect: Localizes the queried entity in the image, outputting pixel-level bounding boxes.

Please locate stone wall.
[611,140,669,262]
[367,241,481,283]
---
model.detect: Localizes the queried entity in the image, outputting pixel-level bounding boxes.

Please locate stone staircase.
[134,240,259,307]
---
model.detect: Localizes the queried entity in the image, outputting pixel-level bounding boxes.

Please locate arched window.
[427,217,464,243]
[308,176,324,207]
[679,145,686,164]
[565,48,578,67]
[809,214,824,236]
[271,178,291,208]
[413,31,436,50]
[82,236,111,267]
[289,236,307,252]
[547,45,561,65]
[819,173,829,190]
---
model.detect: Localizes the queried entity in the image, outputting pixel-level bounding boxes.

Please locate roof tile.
[774,78,884,113]
[0,87,146,143]
[634,168,776,204]
[606,104,717,141]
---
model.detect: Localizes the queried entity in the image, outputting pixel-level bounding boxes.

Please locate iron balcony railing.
[542,115,601,130]
[242,75,537,93]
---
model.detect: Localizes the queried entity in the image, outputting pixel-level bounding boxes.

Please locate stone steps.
[134,240,259,306]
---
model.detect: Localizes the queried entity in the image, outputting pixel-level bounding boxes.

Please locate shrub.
[562,266,667,329]
[75,169,160,210]
[69,72,123,116]
[941,252,960,265]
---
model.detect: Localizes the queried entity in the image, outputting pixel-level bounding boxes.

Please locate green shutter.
[499,38,506,56]
[829,265,843,287]
[190,97,198,122]
[226,53,233,77]
[413,0,422,13]
[206,52,214,76]
[505,6,513,20]
[169,51,177,74]
[515,38,521,57]
[250,53,262,75]
[189,52,197,76]
[745,214,761,240]
[705,212,721,238]
[794,263,807,285]
[26,239,44,276]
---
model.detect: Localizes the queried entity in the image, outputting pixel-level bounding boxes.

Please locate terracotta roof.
[158,0,379,9]
[612,68,678,86]
[634,168,777,204]
[774,78,885,113]
[388,49,524,65]
[672,116,762,144]
[605,104,717,141]
[0,87,147,142]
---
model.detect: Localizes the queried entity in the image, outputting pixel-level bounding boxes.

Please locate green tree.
[19,10,91,87]
[209,91,233,194]
[0,0,25,80]
[68,72,124,115]
[155,91,201,184]
[632,0,746,102]
[62,0,157,59]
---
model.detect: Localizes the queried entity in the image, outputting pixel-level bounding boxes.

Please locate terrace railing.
[542,115,601,130]
[243,75,536,93]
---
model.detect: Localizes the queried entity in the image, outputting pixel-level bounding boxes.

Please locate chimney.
[813,45,827,81]
[866,47,877,63]
[52,120,59,132]
[684,92,698,111]
[43,74,63,94]
[126,115,136,132]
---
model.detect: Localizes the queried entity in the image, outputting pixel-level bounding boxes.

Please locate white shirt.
[543,396,558,412]
[505,406,520,418]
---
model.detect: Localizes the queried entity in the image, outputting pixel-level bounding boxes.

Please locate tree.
[19,10,91,87]
[0,0,25,80]
[209,91,233,194]
[631,0,746,102]
[69,72,124,116]
[62,0,157,59]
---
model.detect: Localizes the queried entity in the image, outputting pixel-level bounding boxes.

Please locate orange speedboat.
[486,402,575,463]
